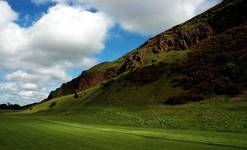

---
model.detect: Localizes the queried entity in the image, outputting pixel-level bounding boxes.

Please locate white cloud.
[91,0,221,35]
[0,3,112,70]
[31,0,221,35]
[5,70,31,81]
[31,0,89,5]
[1,69,70,105]
[0,1,112,105]
[0,1,17,28]
[22,83,38,90]
[25,4,111,68]
[0,82,17,93]
[19,91,34,97]
[0,81,48,105]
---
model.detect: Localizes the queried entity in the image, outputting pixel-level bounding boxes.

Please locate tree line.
[0,103,21,110]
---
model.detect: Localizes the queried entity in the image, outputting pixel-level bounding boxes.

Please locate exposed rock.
[140,23,215,55]
[119,51,144,73]
[47,67,121,100]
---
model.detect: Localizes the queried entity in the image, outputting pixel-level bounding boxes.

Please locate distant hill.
[45,0,247,105]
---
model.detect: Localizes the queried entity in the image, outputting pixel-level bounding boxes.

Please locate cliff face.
[47,68,120,100]
[47,0,247,100]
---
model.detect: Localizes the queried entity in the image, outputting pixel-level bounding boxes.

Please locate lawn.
[0,115,246,150]
[1,95,246,150]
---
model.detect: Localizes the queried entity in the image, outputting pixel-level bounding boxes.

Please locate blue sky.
[0,0,221,105]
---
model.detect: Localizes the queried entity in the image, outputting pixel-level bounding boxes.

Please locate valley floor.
[0,115,246,150]
[0,97,247,150]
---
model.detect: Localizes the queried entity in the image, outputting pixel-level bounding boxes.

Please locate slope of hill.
[45,0,247,106]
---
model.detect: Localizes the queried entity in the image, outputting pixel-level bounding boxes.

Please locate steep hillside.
[46,0,247,105]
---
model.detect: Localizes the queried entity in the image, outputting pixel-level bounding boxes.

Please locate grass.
[87,57,124,73]
[2,92,247,150]
[23,74,184,110]
[0,115,246,150]
[18,95,247,133]
[144,50,190,65]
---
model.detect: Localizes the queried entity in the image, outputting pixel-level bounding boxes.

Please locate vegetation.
[0,115,246,150]
[172,24,247,97]
[18,93,247,133]
[1,95,246,150]
[143,50,190,65]
[0,103,21,110]
[87,57,124,73]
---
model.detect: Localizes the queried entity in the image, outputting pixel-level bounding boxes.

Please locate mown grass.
[0,115,246,150]
[2,90,247,150]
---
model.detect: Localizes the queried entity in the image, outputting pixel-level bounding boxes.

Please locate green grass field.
[0,115,246,150]
[1,81,247,150]
[1,95,247,150]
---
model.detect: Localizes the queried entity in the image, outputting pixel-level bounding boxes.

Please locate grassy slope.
[143,50,190,66]
[19,90,247,133]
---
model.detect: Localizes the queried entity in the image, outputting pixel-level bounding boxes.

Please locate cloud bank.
[0,1,112,105]
[32,0,221,35]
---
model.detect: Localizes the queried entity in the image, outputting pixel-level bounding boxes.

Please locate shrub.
[164,93,204,105]
[49,102,56,108]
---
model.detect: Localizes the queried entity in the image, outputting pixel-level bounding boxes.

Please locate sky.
[0,0,222,105]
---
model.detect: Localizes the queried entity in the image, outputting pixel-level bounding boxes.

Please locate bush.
[49,102,56,108]
[164,93,204,105]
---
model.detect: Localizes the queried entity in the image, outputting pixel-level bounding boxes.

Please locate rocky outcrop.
[119,51,144,73]
[140,25,213,54]
[47,67,120,100]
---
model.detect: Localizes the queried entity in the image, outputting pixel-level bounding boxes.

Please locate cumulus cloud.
[0,3,112,70]
[31,0,221,35]
[0,81,48,105]
[22,83,38,90]
[0,1,17,28]
[26,4,111,68]
[91,0,221,35]
[31,0,88,5]
[1,68,71,105]
[0,1,112,105]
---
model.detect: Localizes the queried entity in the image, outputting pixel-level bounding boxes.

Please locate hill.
[44,0,246,106]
